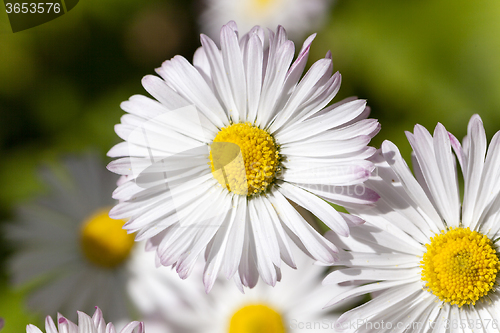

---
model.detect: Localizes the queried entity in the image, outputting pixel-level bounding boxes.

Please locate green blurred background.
[1,0,500,331]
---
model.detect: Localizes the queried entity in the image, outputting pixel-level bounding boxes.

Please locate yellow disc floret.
[421,227,500,307]
[210,123,280,196]
[80,208,135,269]
[229,304,286,333]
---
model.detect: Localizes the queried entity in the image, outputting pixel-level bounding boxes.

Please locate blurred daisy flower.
[26,307,144,333]
[107,22,379,291]
[5,154,138,321]
[128,247,345,333]
[324,115,500,331]
[199,0,333,43]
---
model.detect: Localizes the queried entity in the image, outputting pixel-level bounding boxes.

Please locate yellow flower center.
[229,304,286,333]
[80,208,135,269]
[210,123,280,196]
[421,227,500,307]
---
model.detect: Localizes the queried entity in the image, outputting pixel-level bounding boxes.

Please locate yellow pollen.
[80,208,135,269]
[421,227,500,307]
[229,304,286,333]
[210,123,280,196]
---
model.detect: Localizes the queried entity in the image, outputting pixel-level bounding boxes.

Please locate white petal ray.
[200,34,239,122]
[334,283,423,324]
[324,267,421,285]
[406,124,459,227]
[269,191,337,264]
[281,135,372,157]
[192,46,212,84]
[220,24,247,121]
[300,183,379,207]
[381,140,445,231]
[325,278,419,308]
[203,196,240,291]
[334,251,420,268]
[282,161,372,186]
[462,115,487,228]
[157,55,228,128]
[243,34,263,123]
[251,198,281,266]
[248,199,278,286]
[256,41,295,128]
[275,99,366,141]
[238,213,259,288]
[473,130,500,230]
[269,58,333,133]
[362,155,437,242]
[157,188,230,267]
[222,196,247,279]
[278,118,379,145]
[278,182,349,237]
[261,197,296,269]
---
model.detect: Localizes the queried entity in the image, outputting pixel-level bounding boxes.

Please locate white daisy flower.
[107,22,379,291]
[26,307,144,333]
[199,0,333,43]
[324,114,500,332]
[5,155,138,321]
[128,247,346,333]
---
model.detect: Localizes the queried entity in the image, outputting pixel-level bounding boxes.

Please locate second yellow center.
[421,227,500,307]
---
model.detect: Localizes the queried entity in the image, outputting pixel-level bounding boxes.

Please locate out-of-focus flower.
[107,22,379,291]
[26,307,144,333]
[324,115,500,332]
[129,247,345,333]
[5,154,138,321]
[199,0,333,43]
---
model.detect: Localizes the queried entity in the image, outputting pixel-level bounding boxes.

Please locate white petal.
[261,197,296,269]
[381,140,444,231]
[243,34,263,123]
[275,99,366,142]
[199,34,239,122]
[325,279,419,308]
[406,124,460,227]
[193,46,211,81]
[473,130,500,230]
[248,199,278,286]
[256,41,295,127]
[221,196,247,279]
[334,251,419,268]
[301,183,379,207]
[278,182,349,237]
[333,283,423,322]
[238,216,259,288]
[269,58,333,133]
[203,196,241,291]
[157,55,228,128]
[27,325,44,333]
[269,191,337,264]
[279,118,379,145]
[77,311,96,333]
[281,135,372,158]
[282,160,372,186]
[462,114,487,227]
[220,25,247,121]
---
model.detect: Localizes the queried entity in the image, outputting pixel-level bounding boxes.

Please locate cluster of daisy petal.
[26,308,143,333]
[5,21,500,333]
